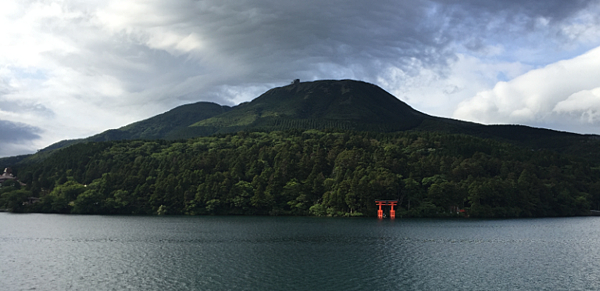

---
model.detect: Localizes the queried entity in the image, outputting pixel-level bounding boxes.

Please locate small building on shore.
[0,168,16,184]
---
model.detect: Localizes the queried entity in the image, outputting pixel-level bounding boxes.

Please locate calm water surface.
[2,213,600,290]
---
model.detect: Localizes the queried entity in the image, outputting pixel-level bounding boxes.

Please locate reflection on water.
[2,214,600,290]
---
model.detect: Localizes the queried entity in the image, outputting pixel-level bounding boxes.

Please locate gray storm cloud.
[82,0,597,111]
[0,119,42,143]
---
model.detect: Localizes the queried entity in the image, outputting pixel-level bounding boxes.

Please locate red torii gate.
[375,200,398,219]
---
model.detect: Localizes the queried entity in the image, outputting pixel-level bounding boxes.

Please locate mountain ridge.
[182,79,428,137]
[2,79,600,164]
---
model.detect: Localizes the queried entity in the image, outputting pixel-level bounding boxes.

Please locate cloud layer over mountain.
[1,0,600,156]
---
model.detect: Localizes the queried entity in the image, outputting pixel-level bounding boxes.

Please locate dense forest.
[2,129,598,218]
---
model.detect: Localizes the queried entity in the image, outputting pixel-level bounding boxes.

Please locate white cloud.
[377,54,530,118]
[454,46,600,133]
[554,88,600,123]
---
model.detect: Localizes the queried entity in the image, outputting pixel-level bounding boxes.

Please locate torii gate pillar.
[376,201,384,219]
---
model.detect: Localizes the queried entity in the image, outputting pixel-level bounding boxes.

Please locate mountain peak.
[189,79,426,133]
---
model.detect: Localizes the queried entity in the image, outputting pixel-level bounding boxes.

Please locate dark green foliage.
[1,179,30,212]
[3,130,598,218]
[0,155,29,171]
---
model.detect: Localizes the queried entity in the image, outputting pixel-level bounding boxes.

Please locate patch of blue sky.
[495,71,509,82]
[12,68,47,80]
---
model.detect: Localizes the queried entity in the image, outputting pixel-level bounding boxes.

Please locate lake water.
[2,214,600,290]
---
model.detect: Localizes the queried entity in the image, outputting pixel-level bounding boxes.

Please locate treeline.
[250,117,402,133]
[1,129,599,217]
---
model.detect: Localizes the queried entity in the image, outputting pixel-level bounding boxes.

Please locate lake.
[2,213,600,290]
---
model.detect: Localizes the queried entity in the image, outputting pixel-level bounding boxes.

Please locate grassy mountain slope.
[87,101,231,141]
[184,79,427,135]
[33,101,231,154]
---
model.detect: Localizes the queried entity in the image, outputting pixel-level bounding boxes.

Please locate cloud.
[554,88,600,123]
[0,119,42,157]
[378,53,531,117]
[454,46,600,133]
[94,0,455,79]
[1,0,600,157]
[0,119,41,143]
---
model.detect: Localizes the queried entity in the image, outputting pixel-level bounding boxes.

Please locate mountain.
[183,79,427,136]
[38,79,431,149]
[3,79,600,165]
[38,101,231,151]
[2,79,600,217]
[180,79,597,161]
[88,101,232,141]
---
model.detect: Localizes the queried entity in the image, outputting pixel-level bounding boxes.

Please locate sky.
[2,0,600,157]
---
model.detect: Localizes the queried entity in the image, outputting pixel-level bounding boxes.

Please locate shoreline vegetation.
[1,129,598,218]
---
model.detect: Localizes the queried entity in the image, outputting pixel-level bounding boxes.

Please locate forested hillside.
[2,130,597,217]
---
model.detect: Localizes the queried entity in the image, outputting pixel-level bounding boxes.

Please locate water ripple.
[3,215,600,290]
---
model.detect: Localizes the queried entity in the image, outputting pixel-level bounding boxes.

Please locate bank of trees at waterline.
[1,130,598,218]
